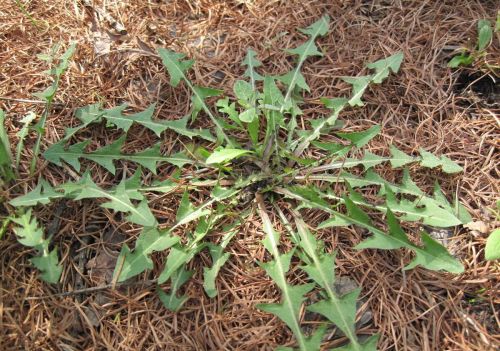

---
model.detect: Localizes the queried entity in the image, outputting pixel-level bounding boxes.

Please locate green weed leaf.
[389,145,415,167]
[311,141,351,156]
[242,49,264,84]
[293,98,347,155]
[44,136,192,174]
[203,226,238,298]
[217,98,242,127]
[278,187,464,273]
[158,48,232,146]
[307,148,461,174]
[30,43,76,174]
[336,125,381,148]
[203,243,231,298]
[366,52,403,84]
[114,228,179,282]
[11,210,62,284]
[485,228,500,261]
[176,191,196,222]
[158,245,193,284]
[419,148,463,173]
[239,108,257,123]
[447,53,474,68]
[477,19,492,51]
[234,80,258,123]
[9,179,62,207]
[342,52,403,107]
[239,49,263,128]
[31,248,62,284]
[158,264,193,311]
[11,210,46,248]
[162,115,216,142]
[291,214,377,349]
[234,80,254,103]
[262,76,285,152]
[66,104,215,142]
[9,170,182,209]
[63,104,104,140]
[157,49,195,87]
[403,230,464,273]
[206,148,251,164]
[0,110,14,182]
[356,208,464,273]
[71,174,157,227]
[283,15,330,110]
[342,76,372,107]
[256,196,314,351]
[277,70,310,92]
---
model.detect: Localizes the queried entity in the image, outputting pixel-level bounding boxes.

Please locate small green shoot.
[30,43,76,174]
[448,18,497,69]
[13,0,48,29]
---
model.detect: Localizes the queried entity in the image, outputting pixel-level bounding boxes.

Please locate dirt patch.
[453,70,499,106]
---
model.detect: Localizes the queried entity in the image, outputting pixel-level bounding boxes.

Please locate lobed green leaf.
[158,264,193,311]
[44,135,194,174]
[277,186,464,274]
[114,228,179,282]
[365,52,403,84]
[11,210,62,284]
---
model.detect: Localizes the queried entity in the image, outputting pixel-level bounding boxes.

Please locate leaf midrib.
[48,149,174,162]
[295,221,361,348]
[322,192,460,227]
[277,187,459,269]
[83,186,151,224]
[258,202,308,351]
[282,17,327,109]
[161,53,232,146]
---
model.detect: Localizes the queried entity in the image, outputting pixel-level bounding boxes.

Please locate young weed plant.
[1,44,75,281]
[30,42,76,174]
[448,14,499,71]
[10,16,472,350]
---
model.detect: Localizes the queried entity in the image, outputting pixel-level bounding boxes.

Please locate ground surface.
[0,1,499,350]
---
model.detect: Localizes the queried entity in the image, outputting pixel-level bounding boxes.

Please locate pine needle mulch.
[0,1,498,350]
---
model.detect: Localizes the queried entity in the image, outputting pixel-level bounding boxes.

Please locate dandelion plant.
[10,15,471,350]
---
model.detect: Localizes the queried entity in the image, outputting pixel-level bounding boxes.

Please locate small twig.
[0,96,64,106]
[111,250,126,290]
[25,279,157,300]
[461,311,492,347]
